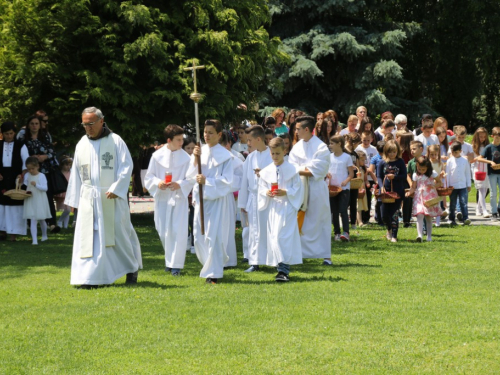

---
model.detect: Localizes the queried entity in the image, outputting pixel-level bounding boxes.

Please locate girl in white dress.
[23,157,52,245]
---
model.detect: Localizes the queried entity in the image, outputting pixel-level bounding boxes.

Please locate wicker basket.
[357,188,366,199]
[380,176,399,203]
[4,179,31,201]
[437,187,454,196]
[424,196,441,208]
[350,178,363,190]
[328,185,342,197]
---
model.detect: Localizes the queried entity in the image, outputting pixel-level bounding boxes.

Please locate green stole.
[79,135,116,258]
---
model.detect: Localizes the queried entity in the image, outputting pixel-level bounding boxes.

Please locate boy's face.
[422,127,433,136]
[237,129,247,142]
[204,125,221,147]
[410,145,423,157]
[167,134,184,151]
[456,133,466,143]
[270,146,285,165]
[247,134,261,150]
[265,133,274,144]
[361,134,372,147]
[452,150,462,158]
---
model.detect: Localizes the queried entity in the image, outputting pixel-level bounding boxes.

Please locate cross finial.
[183,60,205,94]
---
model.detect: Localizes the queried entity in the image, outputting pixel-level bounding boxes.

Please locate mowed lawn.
[1,213,500,374]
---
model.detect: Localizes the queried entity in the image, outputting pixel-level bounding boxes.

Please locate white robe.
[289,135,331,259]
[237,147,273,265]
[258,161,303,266]
[187,144,233,279]
[144,146,194,269]
[65,133,142,285]
[224,154,243,267]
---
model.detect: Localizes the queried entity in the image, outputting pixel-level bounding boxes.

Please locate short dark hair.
[219,131,229,146]
[421,114,433,121]
[1,121,16,133]
[383,120,395,129]
[296,115,315,132]
[246,125,265,140]
[164,124,184,141]
[204,119,222,133]
[450,141,462,153]
[264,128,274,136]
[410,140,423,149]
[182,137,196,149]
[376,140,386,153]
[26,156,40,168]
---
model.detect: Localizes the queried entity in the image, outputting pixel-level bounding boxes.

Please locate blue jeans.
[278,262,290,275]
[488,174,500,213]
[449,188,469,222]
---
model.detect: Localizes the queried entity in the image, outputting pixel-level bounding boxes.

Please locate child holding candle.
[144,125,195,276]
[258,137,303,282]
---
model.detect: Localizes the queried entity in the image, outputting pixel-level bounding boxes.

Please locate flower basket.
[4,178,31,201]
[350,178,363,190]
[424,195,441,208]
[328,185,342,197]
[357,188,366,199]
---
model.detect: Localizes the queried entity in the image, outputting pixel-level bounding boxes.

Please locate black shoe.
[275,272,290,282]
[205,278,218,284]
[50,225,61,234]
[492,213,500,221]
[242,258,249,263]
[165,267,172,272]
[457,212,463,221]
[126,271,138,284]
[78,284,99,290]
[322,260,333,266]
[403,223,411,228]
[171,271,180,276]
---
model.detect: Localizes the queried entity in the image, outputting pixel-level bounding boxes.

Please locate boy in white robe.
[144,125,195,276]
[65,107,142,288]
[237,125,273,272]
[289,115,332,264]
[258,138,303,282]
[187,119,234,284]
[220,132,244,267]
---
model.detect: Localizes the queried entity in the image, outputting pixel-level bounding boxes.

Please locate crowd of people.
[1,105,499,288]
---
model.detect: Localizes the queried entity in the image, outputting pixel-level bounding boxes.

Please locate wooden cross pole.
[184,61,206,235]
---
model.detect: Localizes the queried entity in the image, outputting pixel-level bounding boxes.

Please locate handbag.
[48,169,68,195]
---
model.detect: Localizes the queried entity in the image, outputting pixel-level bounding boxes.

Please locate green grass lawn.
[1,214,500,373]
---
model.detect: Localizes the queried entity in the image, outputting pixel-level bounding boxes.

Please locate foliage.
[0,0,282,148]
[1,213,500,372]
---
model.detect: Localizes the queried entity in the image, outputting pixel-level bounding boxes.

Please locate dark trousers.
[402,196,413,225]
[348,188,359,225]
[188,204,194,245]
[381,199,402,238]
[362,181,375,224]
[45,173,57,227]
[330,190,350,234]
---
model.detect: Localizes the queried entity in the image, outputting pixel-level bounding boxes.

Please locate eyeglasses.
[81,121,98,127]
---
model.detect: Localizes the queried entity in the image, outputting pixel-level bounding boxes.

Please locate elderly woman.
[18,116,61,233]
[0,122,29,241]
[394,114,408,131]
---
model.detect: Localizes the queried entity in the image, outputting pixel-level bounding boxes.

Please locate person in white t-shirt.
[415,119,439,154]
[328,135,354,242]
[449,125,474,163]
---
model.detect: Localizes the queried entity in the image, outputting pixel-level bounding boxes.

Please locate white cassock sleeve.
[231,157,244,192]
[144,158,161,198]
[285,173,304,211]
[204,158,233,201]
[107,135,133,200]
[304,148,330,181]
[257,177,271,211]
[237,158,251,209]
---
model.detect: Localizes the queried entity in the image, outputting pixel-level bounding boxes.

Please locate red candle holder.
[271,182,278,194]
[165,172,172,183]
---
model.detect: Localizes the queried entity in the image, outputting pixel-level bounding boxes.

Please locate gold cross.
[183,61,205,94]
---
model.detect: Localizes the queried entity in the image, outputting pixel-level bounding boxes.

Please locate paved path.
[129,194,500,226]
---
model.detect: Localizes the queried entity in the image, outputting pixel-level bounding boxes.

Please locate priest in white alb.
[288,115,332,264]
[144,124,194,276]
[65,107,142,288]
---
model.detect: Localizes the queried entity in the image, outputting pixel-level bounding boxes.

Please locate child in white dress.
[23,157,52,245]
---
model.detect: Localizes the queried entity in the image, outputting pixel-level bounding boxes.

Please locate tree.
[0,0,282,147]
[264,0,434,125]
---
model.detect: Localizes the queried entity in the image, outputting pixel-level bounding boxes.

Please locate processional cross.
[184,60,206,235]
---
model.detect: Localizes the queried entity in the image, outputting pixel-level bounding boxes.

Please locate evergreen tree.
[0,0,282,145]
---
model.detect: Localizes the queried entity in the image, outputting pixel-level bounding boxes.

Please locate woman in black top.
[19,115,60,233]
[377,140,407,242]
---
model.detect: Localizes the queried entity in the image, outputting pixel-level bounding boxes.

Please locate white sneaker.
[340,232,350,242]
[334,234,341,241]
[483,212,492,218]
[41,237,48,242]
